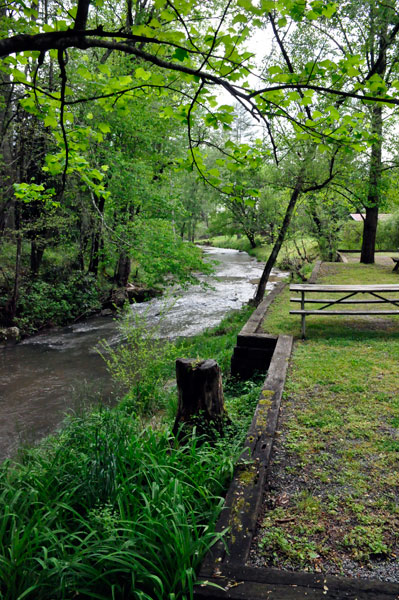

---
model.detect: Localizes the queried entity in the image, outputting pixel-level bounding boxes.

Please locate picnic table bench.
[290,284,399,338]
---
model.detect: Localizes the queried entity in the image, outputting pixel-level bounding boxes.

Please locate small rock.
[0,326,20,344]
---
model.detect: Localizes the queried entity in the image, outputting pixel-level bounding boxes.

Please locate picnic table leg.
[301,291,306,339]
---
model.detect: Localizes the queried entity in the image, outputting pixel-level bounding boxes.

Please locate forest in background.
[2,0,399,335]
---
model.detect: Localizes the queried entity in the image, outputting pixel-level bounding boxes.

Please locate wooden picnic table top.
[290,284,399,293]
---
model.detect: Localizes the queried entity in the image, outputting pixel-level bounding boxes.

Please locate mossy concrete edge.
[230,282,286,378]
[197,333,293,585]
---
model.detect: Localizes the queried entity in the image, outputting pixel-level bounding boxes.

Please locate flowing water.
[0,247,285,460]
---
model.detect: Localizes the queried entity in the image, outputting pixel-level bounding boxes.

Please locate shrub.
[339,221,363,250]
[376,212,399,250]
[16,272,101,333]
[98,304,177,416]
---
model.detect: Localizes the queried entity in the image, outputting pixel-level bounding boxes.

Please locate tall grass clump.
[0,409,237,599]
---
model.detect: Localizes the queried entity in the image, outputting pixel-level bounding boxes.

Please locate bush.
[376,213,399,250]
[16,272,101,333]
[99,305,177,416]
[133,219,213,288]
[339,221,363,250]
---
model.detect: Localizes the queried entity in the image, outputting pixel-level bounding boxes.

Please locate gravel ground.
[247,400,399,583]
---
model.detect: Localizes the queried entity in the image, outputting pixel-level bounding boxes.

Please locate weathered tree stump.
[172,358,229,438]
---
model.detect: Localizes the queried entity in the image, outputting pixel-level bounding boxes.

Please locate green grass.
[0,305,262,599]
[255,261,399,575]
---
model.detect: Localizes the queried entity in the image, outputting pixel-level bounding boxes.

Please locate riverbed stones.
[0,326,20,343]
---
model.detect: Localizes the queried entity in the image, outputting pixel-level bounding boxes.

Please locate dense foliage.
[2,0,399,330]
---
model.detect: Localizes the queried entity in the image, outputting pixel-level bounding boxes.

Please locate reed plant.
[0,409,238,599]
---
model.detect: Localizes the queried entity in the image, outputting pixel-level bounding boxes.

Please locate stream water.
[0,247,285,460]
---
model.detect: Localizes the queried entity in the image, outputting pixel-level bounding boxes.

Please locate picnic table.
[290,283,399,338]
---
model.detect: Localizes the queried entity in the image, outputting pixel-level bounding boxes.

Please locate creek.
[0,247,285,460]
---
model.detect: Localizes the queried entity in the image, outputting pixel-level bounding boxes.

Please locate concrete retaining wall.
[230,282,285,378]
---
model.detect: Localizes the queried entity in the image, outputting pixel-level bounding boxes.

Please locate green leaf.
[161,106,174,118]
[98,123,111,134]
[261,0,274,10]
[327,105,340,120]
[160,9,174,22]
[233,14,248,24]
[306,10,319,20]
[237,0,253,9]
[173,47,189,62]
[44,115,58,128]
[269,66,282,75]
[322,2,337,18]
[135,67,151,81]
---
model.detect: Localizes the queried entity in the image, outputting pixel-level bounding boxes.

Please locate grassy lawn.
[251,262,399,580]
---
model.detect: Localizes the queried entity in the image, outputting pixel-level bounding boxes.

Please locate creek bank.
[101,282,162,312]
[0,247,276,460]
[0,283,163,346]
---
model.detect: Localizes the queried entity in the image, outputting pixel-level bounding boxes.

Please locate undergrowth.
[0,411,237,600]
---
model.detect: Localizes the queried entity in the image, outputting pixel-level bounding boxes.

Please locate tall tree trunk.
[360,105,383,264]
[114,251,131,287]
[88,196,105,276]
[4,204,21,326]
[0,39,14,240]
[360,2,388,264]
[30,240,45,275]
[253,174,304,306]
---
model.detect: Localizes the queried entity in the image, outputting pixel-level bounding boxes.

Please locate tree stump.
[172,358,229,438]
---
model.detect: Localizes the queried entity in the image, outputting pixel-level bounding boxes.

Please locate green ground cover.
[253,262,399,578]
[0,306,263,600]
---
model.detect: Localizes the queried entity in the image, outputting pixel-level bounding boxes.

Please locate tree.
[301,0,399,263]
[3,0,399,311]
